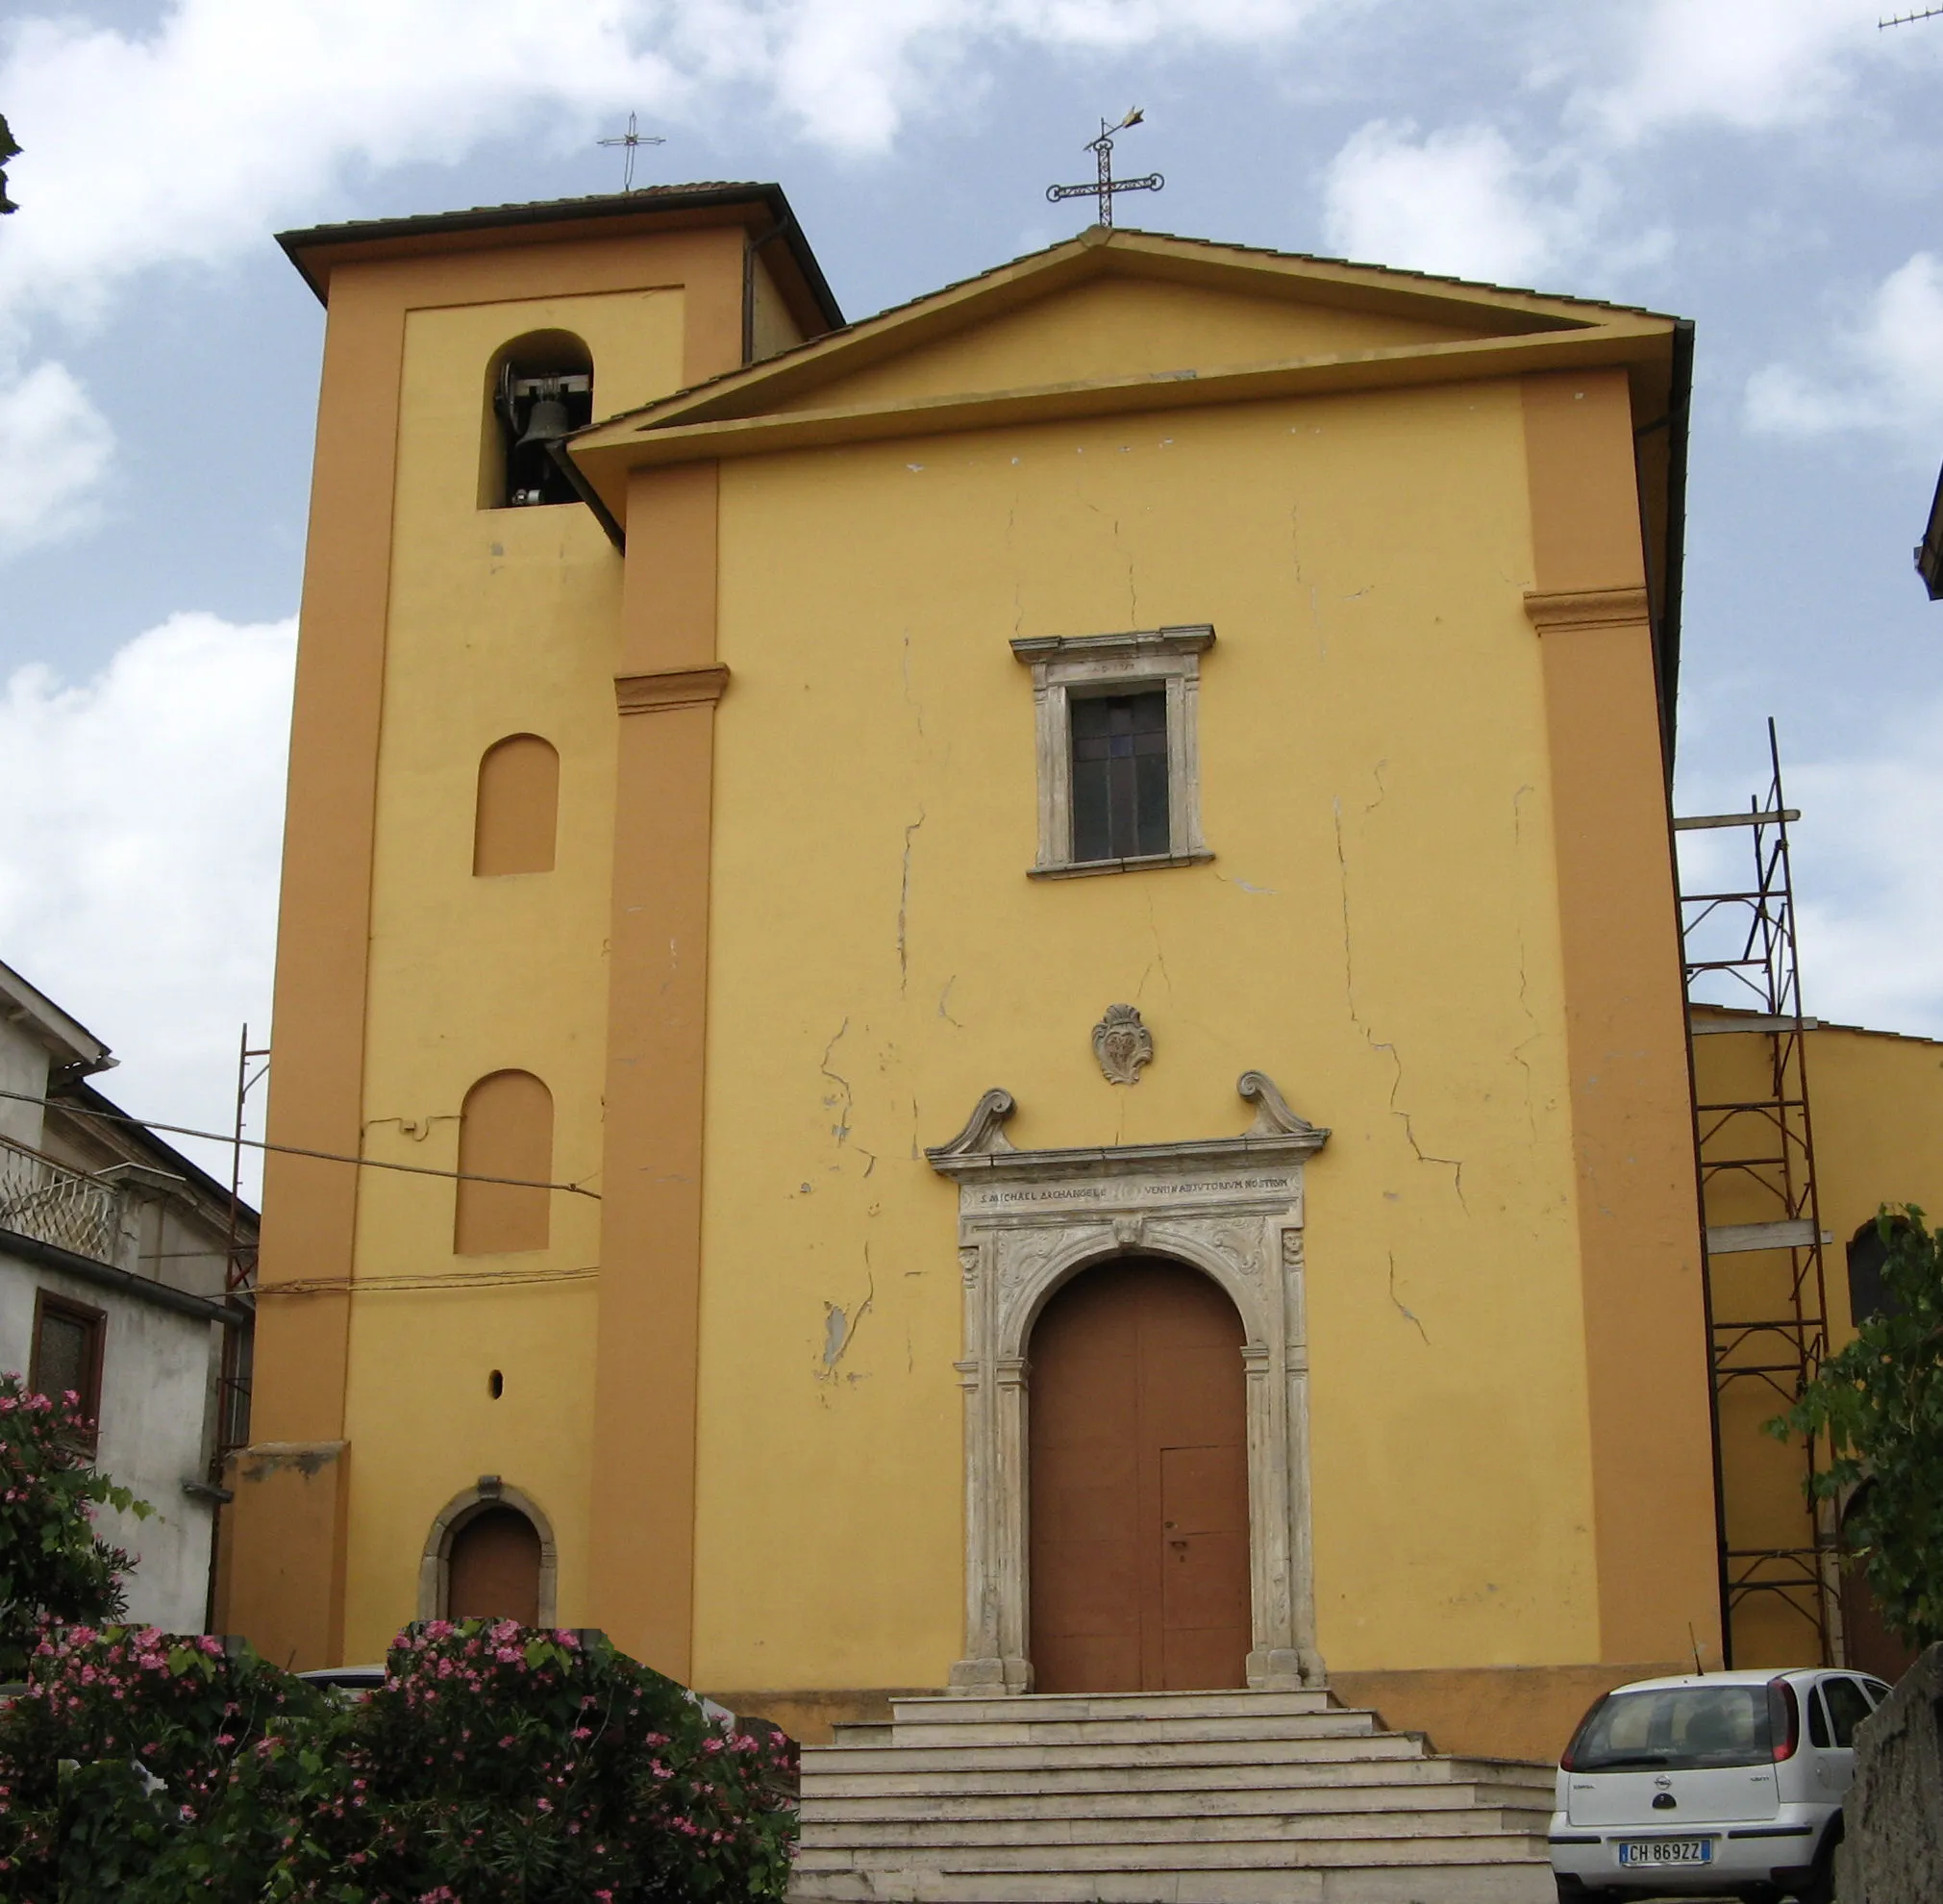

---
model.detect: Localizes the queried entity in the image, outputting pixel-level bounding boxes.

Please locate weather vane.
[1046,109,1163,229]
[598,113,665,191]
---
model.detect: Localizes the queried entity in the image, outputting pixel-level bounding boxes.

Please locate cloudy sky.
[1,0,1940,1180]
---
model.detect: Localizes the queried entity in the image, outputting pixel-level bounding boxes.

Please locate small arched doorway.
[1029,1256,1250,1693]
[447,1505,543,1625]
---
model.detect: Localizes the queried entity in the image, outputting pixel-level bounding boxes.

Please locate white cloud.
[1745,252,1943,446]
[1677,713,1943,1042]
[0,0,1320,328]
[1321,119,1580,288]
[1790,739,1943,1040]
[0,358,114,556]
[1578,0,1889,141]
[0,613,296,1182]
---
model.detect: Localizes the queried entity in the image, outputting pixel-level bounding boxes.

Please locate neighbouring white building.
[0,957,256,1634]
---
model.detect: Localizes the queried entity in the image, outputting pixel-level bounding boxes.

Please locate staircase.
[788,1688,1557,1902]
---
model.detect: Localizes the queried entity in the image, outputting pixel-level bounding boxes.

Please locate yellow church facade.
[229,185,1744,1762]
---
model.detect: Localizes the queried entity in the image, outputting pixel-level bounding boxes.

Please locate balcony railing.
[0,1134,125,1265]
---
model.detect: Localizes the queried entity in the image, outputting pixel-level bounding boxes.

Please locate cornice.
[570,321,1668,514]
[613,664,731,714]
[1523,586,1652,634]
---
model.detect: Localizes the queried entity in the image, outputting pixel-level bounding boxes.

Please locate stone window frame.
[926,1071,1328,1695]
[418,1477,560,1625]
[1011,625,1214,879]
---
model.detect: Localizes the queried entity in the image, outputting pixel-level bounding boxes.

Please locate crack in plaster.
[899,810,926,995]
[902,631,927,747]
[937,976,963,1027]
[1333,777,1467,1211]
[819,1018,853,1144]
[1388,1250,1431,1346]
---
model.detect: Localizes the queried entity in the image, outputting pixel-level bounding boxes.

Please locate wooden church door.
[1028,1258,1251,1692]
[447,1505,542,1625]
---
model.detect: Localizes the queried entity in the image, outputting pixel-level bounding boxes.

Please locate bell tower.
[222,188,839,1671]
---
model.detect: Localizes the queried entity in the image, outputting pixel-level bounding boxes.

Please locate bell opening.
[485,331,594,511]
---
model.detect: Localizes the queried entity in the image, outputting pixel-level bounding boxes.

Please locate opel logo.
[1654,1774,1673,1789]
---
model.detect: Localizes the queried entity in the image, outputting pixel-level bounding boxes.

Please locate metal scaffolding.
[215,1026,268,1471]
[1676,720,1839,1667]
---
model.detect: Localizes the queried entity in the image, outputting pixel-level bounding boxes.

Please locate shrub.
[0,1619,798,1902]
[0,1370,151,1678]
[1770,1204,1943,1649]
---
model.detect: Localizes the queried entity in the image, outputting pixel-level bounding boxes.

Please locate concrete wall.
[0,1249,222,1632]
[0,1013,50,1150]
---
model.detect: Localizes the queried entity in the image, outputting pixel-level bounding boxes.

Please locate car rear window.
[1569,1686,1775,1771]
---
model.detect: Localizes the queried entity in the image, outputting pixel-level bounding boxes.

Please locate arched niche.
[418,1480,559,1626]
[928,1074,1330,1696]
[454,1069,554,1255]
[481,330,593,511]
[473,733,560,877]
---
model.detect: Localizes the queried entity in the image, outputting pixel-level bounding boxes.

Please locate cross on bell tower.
[1046,109,1164,229]
[597,113,666,191]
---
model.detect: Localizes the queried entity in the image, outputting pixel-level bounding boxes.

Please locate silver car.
[1549,1666,1892,1903]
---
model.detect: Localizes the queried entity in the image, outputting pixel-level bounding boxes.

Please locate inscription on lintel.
[962,1171,1297,1215]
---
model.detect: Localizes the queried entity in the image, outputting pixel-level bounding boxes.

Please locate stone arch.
[418,1480,560,1625]
[1005,1227,1268,1368]
[473,734,559,877]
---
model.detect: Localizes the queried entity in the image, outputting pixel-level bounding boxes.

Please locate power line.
[255,1264,599,1297]
[0,1088,600,1200]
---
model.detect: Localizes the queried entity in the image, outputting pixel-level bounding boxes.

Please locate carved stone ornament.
[928,1073,1332,1696]
[1092,1003,1154,1085]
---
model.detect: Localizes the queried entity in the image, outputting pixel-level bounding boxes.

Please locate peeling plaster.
[818,1268,875,1380]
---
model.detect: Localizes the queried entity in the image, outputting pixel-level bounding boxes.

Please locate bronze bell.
[514,393,572,449]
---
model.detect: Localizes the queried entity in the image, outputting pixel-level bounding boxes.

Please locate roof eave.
[0,956,113,1074]
[276,184,843,335]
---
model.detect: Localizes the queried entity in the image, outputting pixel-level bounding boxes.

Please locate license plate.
[1618,1840,1713,1867]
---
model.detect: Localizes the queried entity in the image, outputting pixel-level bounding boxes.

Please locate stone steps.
[787,1689,1557,1904]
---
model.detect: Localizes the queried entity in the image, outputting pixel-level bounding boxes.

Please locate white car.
[1549,1666,1892,1903]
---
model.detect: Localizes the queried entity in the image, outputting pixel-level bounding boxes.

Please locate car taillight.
[1558,1696,1606,1771]
[1767,1678,1801,1762]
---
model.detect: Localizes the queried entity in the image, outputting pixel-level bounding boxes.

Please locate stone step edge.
[800,1811,1546,1834]
[888,1694,1339,1720]
[856,1704,1392,1729]
[801,1742,1444,1773]
[802,1754,1556,1786]
[793,1839,1553,1873]
[800,1790,1555,1820]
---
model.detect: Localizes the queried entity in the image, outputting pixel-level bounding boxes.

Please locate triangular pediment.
[759,268,1504,415]
[567,229,1679,513]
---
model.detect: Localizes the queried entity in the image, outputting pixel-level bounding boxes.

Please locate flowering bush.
[0,1619,798,1902]
[0,1369,152,1678]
